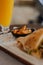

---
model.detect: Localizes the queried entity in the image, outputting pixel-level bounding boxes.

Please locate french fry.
[13,25,32,34]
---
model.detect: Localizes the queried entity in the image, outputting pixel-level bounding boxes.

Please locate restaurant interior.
[0,0,43,65]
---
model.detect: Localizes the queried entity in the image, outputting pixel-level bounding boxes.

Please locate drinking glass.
[0,0,14,33]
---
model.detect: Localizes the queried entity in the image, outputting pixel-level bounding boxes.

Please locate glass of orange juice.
[0,0,14,33]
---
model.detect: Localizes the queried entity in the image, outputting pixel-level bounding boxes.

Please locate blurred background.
[11,0,43,25]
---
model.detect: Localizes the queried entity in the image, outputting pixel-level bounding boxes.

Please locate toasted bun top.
[25,28,43,50]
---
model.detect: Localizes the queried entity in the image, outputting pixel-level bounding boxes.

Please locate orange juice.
[0,0,14,27]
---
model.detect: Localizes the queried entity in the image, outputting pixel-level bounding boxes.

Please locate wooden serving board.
[0,33,43,65]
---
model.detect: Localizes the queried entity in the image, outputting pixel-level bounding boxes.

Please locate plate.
[0,33,43,65]
[11,27,35,38]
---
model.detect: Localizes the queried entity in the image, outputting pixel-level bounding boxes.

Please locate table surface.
[0,50,24,65]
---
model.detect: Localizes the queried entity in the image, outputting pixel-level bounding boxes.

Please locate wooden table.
[10,24,43,30]
[0,50,24,65]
